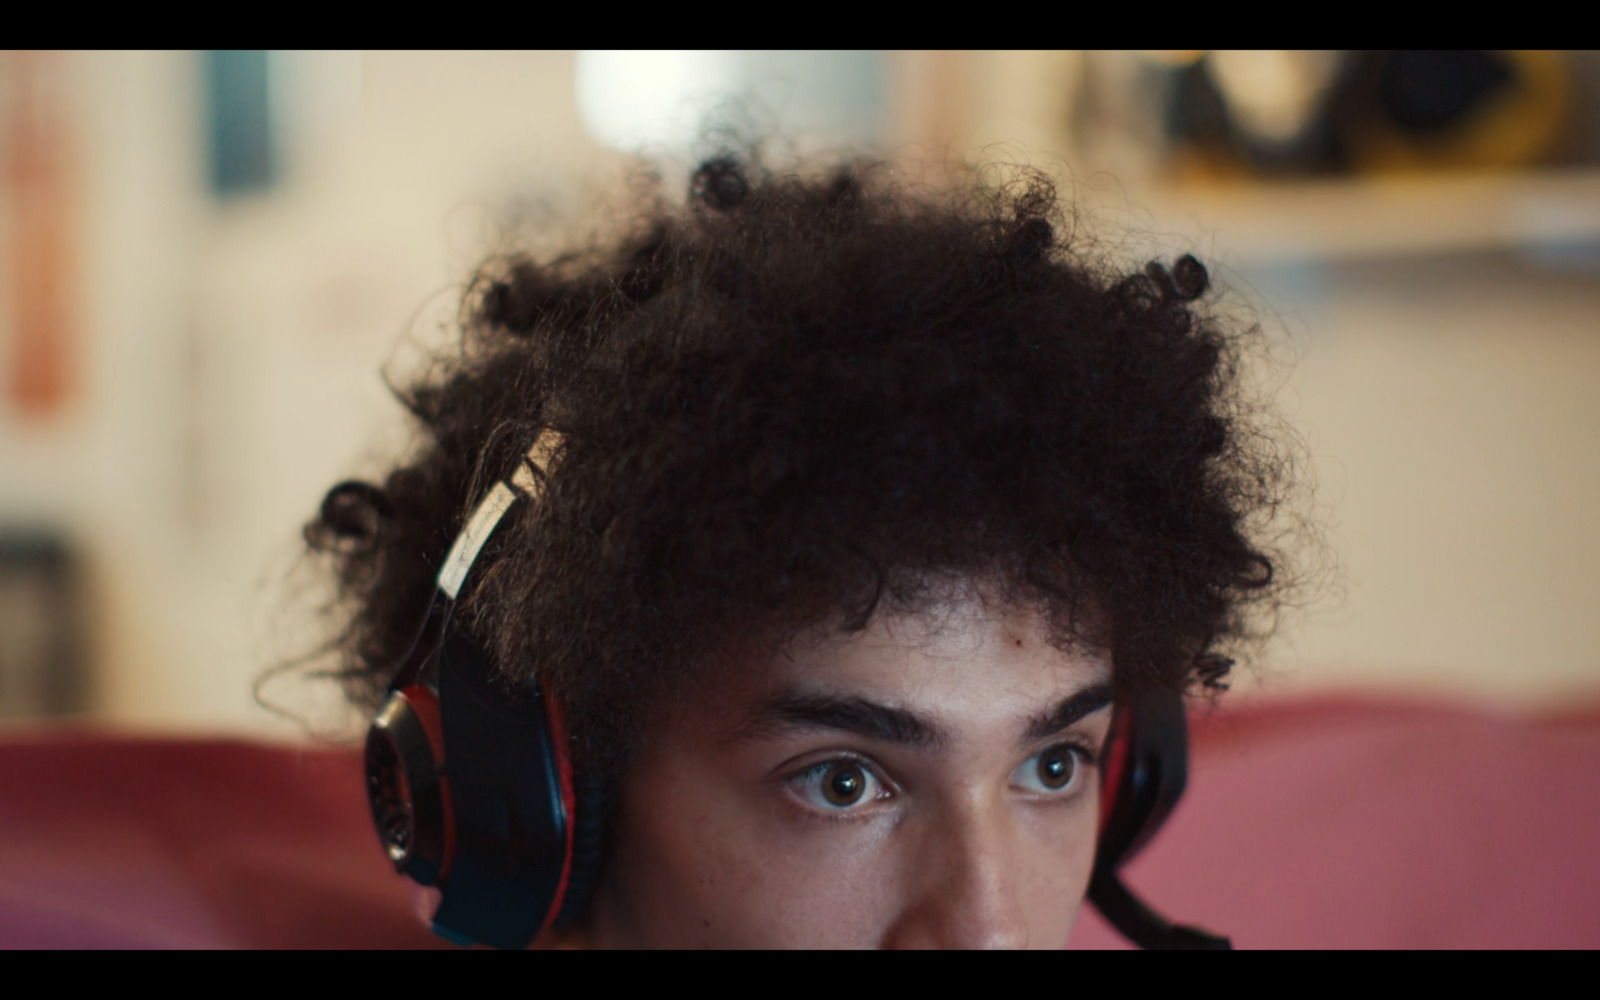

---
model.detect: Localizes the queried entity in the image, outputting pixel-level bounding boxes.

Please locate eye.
[786,759,890,813]
[1011,743,1088,796]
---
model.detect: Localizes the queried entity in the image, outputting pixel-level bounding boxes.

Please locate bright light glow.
[575,50,885,155]
[575,50,740,153]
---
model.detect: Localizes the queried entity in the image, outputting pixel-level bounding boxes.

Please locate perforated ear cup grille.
[365,727,412,862]
[553,771,607,926]
[367,688,450,887]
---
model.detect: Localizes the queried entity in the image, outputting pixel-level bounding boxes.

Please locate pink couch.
[3,698,1597,949]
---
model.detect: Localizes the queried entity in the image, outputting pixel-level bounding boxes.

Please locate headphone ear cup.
[1088,688,1231,949]
[1095,687,1190,872]
[366,686,454,887]
[553,771,608,926]
[426,629,575,949]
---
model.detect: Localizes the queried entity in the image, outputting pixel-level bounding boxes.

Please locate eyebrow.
[1020,682,1114,745]
[731,693,949,751]
[728,680,1116,752]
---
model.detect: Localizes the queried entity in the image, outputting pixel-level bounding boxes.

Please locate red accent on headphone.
[1098,703,1131,835]
[397,684,455,884]
[539,691,576,937]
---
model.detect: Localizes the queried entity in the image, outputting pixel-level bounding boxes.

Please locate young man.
[308,155,1298,948]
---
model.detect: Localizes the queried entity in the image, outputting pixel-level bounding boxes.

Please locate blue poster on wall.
[204,49,277,197]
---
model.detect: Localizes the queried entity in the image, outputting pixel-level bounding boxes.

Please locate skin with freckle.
[578,591,1112,949]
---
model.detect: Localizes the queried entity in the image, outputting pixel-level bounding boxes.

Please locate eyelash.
[1010,739,1098,801]
[779,738,1102,819]
[782,753,896,820]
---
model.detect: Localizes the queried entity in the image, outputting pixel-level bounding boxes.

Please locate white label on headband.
[437,481,518,600]
[511,428,563,496]
[436,431,563,600]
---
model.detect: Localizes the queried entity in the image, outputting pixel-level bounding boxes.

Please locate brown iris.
[821,763,866,806]
[1037,746,1076,790]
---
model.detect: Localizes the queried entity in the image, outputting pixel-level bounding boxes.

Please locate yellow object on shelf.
[1347,50,1571,175]
[1133,167,1600,265]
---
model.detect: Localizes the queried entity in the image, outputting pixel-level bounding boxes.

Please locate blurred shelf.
[1131,167,1600,267]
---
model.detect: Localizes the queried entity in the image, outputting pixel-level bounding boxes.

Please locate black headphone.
[364,436,1231,949]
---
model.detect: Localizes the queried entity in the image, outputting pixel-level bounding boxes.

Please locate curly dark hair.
[305,153,1301,792]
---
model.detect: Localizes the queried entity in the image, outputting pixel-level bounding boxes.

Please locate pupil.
[826,765,863,805]
[1040,750,1072,789]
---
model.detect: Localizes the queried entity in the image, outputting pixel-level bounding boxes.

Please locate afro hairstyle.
[306,153,1303,794]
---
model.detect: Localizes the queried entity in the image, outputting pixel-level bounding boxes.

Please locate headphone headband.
[365,429,579,946]
[439,429,563,600]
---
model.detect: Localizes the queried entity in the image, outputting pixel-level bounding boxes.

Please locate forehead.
[712,592,1111,733]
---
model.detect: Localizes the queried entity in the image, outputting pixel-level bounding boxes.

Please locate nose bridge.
[888,783,1029,949]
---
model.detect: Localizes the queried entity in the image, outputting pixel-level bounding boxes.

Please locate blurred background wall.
[1,50,1596,736]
